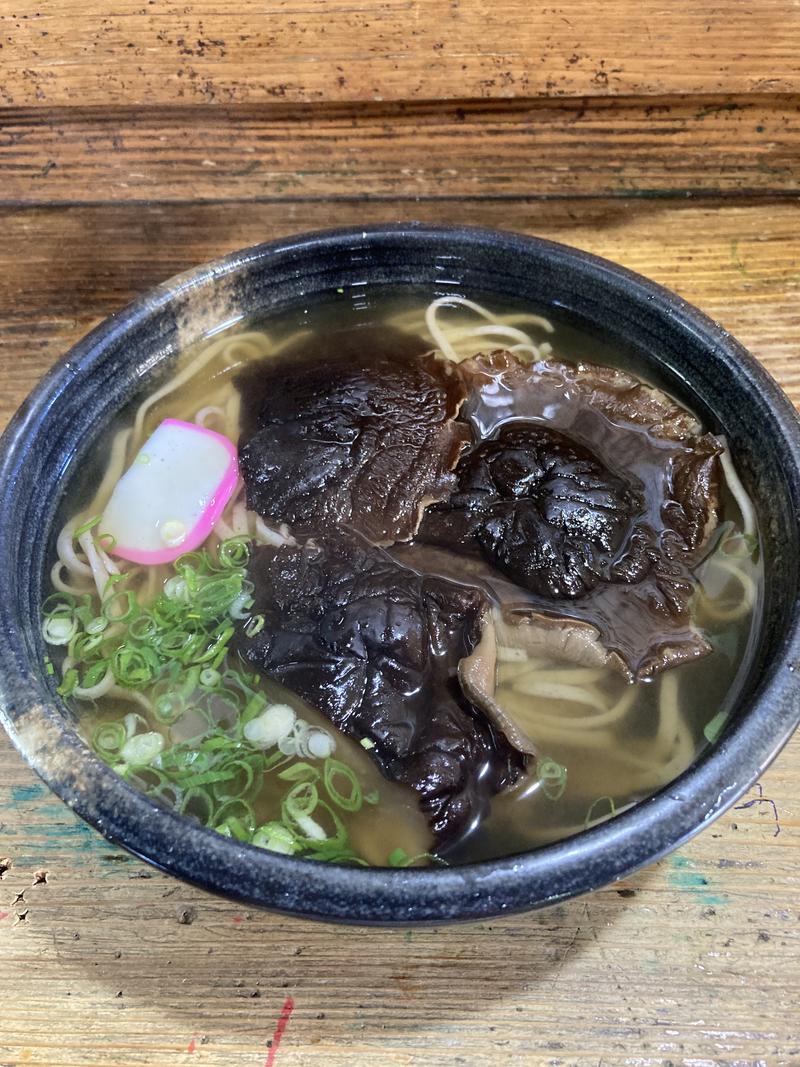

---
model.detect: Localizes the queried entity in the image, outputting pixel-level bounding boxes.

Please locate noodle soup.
[42,288,761,866]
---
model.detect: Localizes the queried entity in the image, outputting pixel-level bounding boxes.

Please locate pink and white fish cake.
[101,419,239,564]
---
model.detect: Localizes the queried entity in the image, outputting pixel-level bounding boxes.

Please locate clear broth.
[49,285,762,865]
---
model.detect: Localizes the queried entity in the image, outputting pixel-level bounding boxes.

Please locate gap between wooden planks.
[0,730,797,1066]
[2,0,799,107]
[1,196,798,427]
[1,94,799,204]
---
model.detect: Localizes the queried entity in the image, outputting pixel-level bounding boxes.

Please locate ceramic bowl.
[2,224,799,924]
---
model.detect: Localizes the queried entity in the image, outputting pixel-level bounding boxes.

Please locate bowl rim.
[2,221,800,925]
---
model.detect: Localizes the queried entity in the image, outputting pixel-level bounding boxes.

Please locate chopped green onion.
[213,799,256,836]
[324,758,362,812]
[174,550,207,573]
[128,766,166,791]
[537,756,568,801]
[179,788,215,825]
[42,615,78,645]
[79,660,110,689]
[181,767,238,789]
[296,800,347,849]
[176,665,201,700]
[154,693,184,725]
[127,613,156,641]
[283,780,319,821]
[385,847,444,868]
[43,592,77,612]
[123,712,148,739]
[103,590,138,622]
[228,592,254,620]
[70,632,104,659]
[240,692,268,724]
[306,729,335,758]
[163,576,188,601]
[244,613,265,638]
[92,722,126,758]
[74,602,94,626]
[360,737,375,750]
[218,537,250,569]
[214,758,256,799]
[50,535,377,867]
[113,646,158,688]
[214,815,253,841]
[585,795,617,827]
[704,710,728,744]
[103,573,128,596]
[277,762,320,784]
[252,822,298,855]
[73,515,102,538]
[57,668,78,697]
[243,703,295,748]
[294,813,327,841]
[120,731,164,766]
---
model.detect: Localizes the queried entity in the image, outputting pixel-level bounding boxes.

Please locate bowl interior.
[2,224,799,924]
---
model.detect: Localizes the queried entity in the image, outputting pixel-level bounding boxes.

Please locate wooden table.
[1,5,799,1064]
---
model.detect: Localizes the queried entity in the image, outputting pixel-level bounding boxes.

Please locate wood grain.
[2,95,799,205]
[2,198,799,425]
[2,1,800,108]
[1,726,797,1066]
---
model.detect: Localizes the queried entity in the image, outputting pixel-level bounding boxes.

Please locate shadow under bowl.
[1,223,799,924]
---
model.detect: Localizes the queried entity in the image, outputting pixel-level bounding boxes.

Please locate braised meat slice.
[236,328,470,545]
[418,421,643,599]
[414,350,724,680]
[458,349,721,562]
[233,535,525,845]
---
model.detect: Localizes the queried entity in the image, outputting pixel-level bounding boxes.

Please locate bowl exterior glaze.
[2,223,799,925]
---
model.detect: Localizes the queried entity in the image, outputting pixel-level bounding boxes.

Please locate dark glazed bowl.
[2,224,799,925]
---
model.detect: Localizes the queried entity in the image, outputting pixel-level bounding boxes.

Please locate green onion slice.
[324,758,363,812]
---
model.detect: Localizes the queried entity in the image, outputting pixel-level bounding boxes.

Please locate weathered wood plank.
[1,1,799,108]
[2,728,797,1066]
[1,198,798,427]
[2,96,799,204]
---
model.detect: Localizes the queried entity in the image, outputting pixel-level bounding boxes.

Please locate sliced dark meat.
[233,536,526,846]
[414,351,724,679]
[458,350,721,555]
[418,422,643,599]
[235,327,471,545]
[394,539,712,681]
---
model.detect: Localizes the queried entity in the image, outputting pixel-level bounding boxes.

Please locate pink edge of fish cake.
[110,418,240,565]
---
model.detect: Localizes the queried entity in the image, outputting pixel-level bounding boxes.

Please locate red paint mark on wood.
[265,995,295,1067]
[187,1035,197,1053]
[0,910,9,920]
[232,914,243,924]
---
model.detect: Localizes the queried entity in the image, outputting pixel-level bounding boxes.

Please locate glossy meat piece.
[458,350,721,556]
[418,422,642,598]
[235,328,470,545]
[233,536,525,845]
[416,350,723,679]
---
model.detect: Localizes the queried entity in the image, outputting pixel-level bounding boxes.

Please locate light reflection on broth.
[45,287,761,866]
